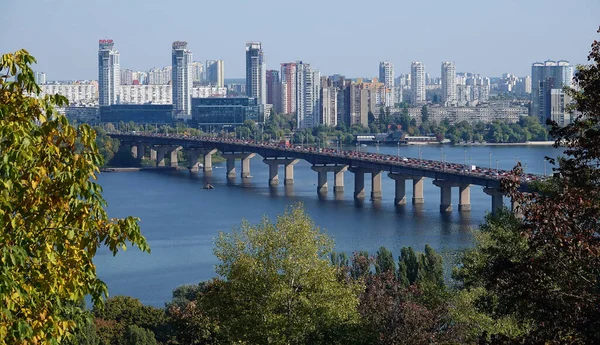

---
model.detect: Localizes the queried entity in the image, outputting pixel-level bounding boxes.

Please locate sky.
[2,0,599,80]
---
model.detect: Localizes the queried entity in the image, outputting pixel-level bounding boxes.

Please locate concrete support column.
[266,162,279,186]
[412,177,425,204]
[203,149,217,172]
[458,185,471,211]
[511,198,524,219]
[317,171,328,193]
[433,180,453,212]
[131,145,138,159]
[388,173,407,205]
[333,166,348,193]
[240,153,255,178]
[137,145,145,160]
[188,150,201,172]
[226,158,236,179]
[371,171,382,200]
[284,160,299,185]
[170,148,180,168]
[150,148,157,161]
[484,187,504,215]
[353,169,365,199]
[156,147,167,167]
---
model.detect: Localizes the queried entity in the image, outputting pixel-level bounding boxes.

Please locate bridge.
[109,133,537,214]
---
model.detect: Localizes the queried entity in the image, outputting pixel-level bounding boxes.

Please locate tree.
[455,28,600,343]
[205,204,362,345]
[0,50,150,344]
[375,246,396,275]
[421,104,429,123]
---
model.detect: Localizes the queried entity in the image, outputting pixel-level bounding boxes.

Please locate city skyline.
[3,0,598,80]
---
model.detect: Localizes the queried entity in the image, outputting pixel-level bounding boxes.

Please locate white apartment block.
[40,82,99,105]
[119,85,172,104]
[441,62,456,106]
[148,66,172,85]
[407,105,525,125]
[411,61,426,105]
[320,86,337,126]
[191,86,227,98]
[296,63,321,129]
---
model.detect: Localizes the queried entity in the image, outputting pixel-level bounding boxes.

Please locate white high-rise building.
[379,61,395,107]
[296,63,320,129]
[206,60,225,87]
[531,60,574,125]
[98,39,120,106]
[190,61,204,84]
[148,66,172,85]
[320,85,337,126]
[172,41,193,118]
[35,71,46,85]
[246,42,266,105]
[120,69,134,85]
[441,61,456,106]
[411,61,426,105]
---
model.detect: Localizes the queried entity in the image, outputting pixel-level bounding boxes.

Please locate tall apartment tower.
[171,41,193,118]
[296,63,321,129]
[379,61,395,107]
[245,42,266,104]
[441,61,456,106]
[531,60,574,126]
[321,83,338,126]
[281,62,298,114]
[190,61,204,84]
[266,70,282,114]
[411,61,426,105]
[206,60,225,87]
[98,39,120,106]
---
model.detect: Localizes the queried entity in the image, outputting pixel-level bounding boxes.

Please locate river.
[95,143,561,307]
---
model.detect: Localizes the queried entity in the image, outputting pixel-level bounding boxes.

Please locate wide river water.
[95,143,561,307]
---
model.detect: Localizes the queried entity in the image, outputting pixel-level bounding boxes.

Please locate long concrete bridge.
[109,133,537,214]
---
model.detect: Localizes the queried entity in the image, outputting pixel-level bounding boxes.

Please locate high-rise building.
[245,42,266,105]
[321,83,338,127]
[411,61,426,105]
[148,66,172,85]
[205,60,224,87]
[190,61,204,84]
[266,70,282,114]
[281,62,297,114]
[531,60,573,125]
[296,63,320,129]
[171,41,193,118]
[98,39,120,106]
[441,61,456,106]
[35,71,46,85]
[379,61,395,107]
[120,69,134,85]
[349,83,369,126]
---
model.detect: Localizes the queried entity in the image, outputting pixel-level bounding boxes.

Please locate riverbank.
[101,167,177,172]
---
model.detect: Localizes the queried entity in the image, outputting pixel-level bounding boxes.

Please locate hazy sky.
[2,0,598,80]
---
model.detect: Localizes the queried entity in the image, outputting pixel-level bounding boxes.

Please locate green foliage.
[124,325,157,345]
[207,204,362,345]
[375,246,396,275]
[0,50,149,344]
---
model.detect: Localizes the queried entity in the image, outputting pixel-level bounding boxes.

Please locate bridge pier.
[354,169,365,199]
[187,149,201,172]
[263,158,298,186]
[371,171,382,200]
[226,158,236,179]
[433,180,453,212]
[459,185,471,211]
[131,145,138,159]
[311,165,348,194]
[137,145,146,160]
[412,177,425,204]
[388,173,408,205]
[222,153,255,179]
[150,148,157,161]
[334,166,347,193]
[202,149,218,172]
[170,147,180,168]
[156,147,167,167]
[484,187,504,215]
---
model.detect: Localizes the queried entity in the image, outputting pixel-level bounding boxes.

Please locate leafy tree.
[124,325,157,345]
[375,246,396,275]
[455,28,600,344]
[0,50,149,344]
[205,204,362,345]
[421,104,429,123]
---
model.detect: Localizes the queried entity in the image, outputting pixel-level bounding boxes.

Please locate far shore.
[100,167,177,173]
[454,141,555,147]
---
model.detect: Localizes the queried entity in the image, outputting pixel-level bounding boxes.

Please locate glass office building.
[99,104,174,124]
[191,97,263,128]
